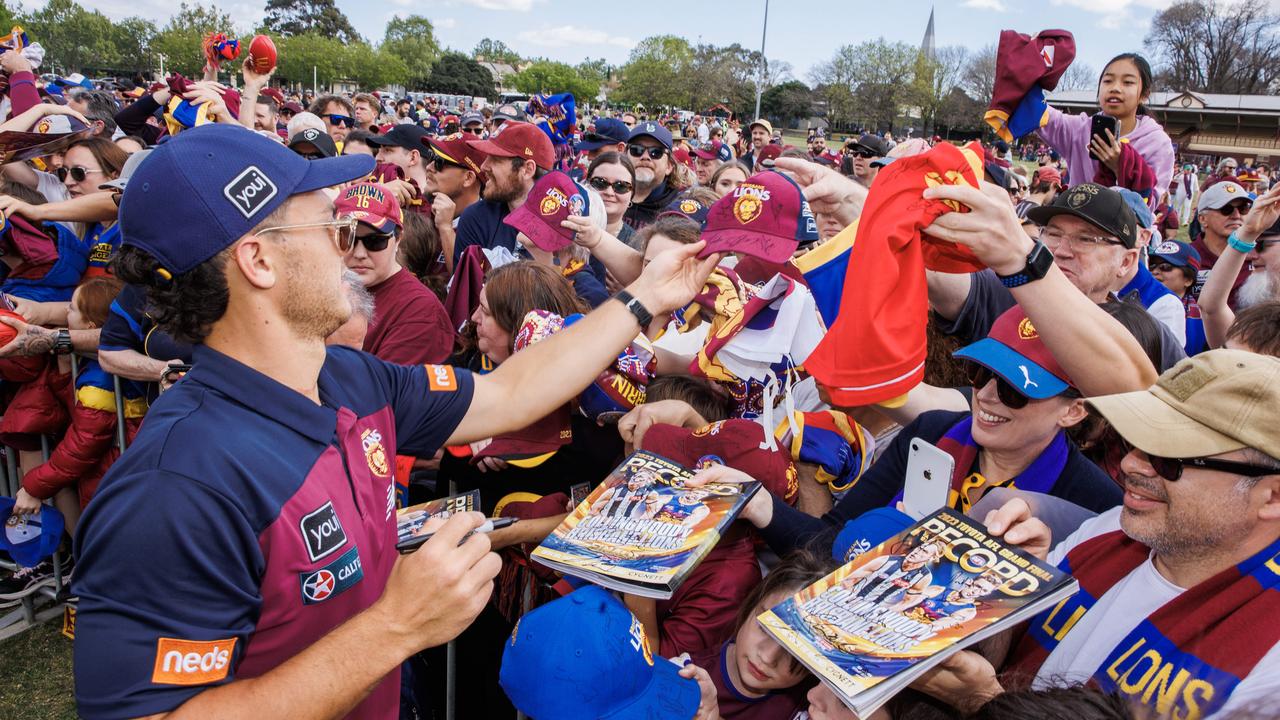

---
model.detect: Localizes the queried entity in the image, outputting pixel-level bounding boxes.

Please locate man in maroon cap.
[335,182,453,364]
[452,121,555,267]
[422,133,486,271]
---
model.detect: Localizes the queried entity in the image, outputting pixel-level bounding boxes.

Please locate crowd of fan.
[0,37,1277,720]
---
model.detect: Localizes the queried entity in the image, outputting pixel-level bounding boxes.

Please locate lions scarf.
[1007,531,1280,720]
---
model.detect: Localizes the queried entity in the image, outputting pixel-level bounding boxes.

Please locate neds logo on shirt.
[151,637,237,685]
[223,166,278,219]
[299,501,348,562]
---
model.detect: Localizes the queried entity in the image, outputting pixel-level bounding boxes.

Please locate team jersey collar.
[189,344,338,444]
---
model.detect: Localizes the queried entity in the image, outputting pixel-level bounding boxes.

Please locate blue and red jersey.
[72,345,474,719]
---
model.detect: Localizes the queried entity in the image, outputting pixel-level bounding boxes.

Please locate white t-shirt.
[1146,292,1187,346]
[1036,508,1280,719]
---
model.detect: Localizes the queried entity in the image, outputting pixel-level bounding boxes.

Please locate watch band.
[613,290,653,328]
[997,240,1053,289]
[51,328,72,356]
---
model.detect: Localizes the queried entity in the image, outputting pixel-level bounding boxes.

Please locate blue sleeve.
[571,268,609,308]
[73,471,262,719]
[453,203,487,267]
[352,351,476,457]
[98,291,144,353]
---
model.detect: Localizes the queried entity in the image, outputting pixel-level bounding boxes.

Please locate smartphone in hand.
[903,438,955,520]
[1088,113,1119,162]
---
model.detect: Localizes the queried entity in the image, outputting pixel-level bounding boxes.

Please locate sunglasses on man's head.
[966,363,1077,410]
[327,114,355,128]
[1118,440,1277,481]
[588,176,633,195]
[57,165,101,183]
[627,144,666,160]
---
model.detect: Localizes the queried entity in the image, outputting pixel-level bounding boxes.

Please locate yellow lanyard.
[952,473,1016,513]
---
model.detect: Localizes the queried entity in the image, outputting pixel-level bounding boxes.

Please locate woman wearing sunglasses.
[696,304,1122,558]
[585,151,638,249]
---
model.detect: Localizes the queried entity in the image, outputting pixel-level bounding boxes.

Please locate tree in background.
[264,0,360,45]
[426,52,496,97]
[961,43,997,107]
[912,45,968,134]
[1146,0,1280,94]
[760,80,814,125]
[613,35,694,109]
[473,37,521,65]
[1058,62,1097,92]
[382,15,440,90]
[23,0,122,74]
[510,60,599,100]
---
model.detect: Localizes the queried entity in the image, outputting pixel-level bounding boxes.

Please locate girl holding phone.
[1039,53,1174,207]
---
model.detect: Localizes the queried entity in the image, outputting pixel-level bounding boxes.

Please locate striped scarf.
[1007,530,1280,719]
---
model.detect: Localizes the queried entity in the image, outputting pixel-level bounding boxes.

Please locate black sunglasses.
[1149,261,1177,273]
[848,149,878,159]
[966,363,1077,410]
[57,165,100,183]
[588,176,634,194]
[353,231,394,253]
[1120,440,1277,481]
[1215,202,1251,216]
[627,144,667,160]
[430,155,465,173]
[327,114,355,128]
[461,126,484,135]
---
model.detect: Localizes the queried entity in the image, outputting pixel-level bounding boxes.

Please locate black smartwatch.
[51,328,73,355]
[997,240,1054,288]
[613,290,653,328]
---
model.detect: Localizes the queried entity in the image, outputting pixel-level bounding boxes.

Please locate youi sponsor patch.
[223,166,278,218]
[299,501,347,562]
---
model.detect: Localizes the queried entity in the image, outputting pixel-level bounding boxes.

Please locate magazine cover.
[531,450,761,598]
[758,507,1077,716]
[396,490,481,543]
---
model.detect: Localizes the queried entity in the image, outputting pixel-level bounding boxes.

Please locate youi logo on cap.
[223,166,278,219]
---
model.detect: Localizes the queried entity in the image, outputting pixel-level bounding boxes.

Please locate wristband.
[1227,231,1257,254]
[613,290,653,328]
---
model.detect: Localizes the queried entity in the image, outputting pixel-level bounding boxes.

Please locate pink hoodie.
[1039,106,1175,206]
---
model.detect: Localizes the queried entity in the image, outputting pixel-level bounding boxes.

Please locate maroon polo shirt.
[1191,235,1248,309]
[363,268,454,365]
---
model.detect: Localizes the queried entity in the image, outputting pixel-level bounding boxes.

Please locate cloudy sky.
[79,0,1177,81]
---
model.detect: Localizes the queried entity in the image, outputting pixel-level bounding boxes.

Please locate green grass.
[0,617,76,719]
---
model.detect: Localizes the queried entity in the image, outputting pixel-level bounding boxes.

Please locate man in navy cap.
[73,123,719,720]
[625,121,682,229]
[571,117,629,180]
[365,124,433,203]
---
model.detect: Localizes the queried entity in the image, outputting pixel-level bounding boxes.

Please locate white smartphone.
[903,438,955,520]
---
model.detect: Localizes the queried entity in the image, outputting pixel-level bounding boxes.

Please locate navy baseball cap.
[500,585,700,719]
[659,196,710,228]
[120,124,374,275]
[577,118,629,151]
[627,121,673,150]
[1150,239,1201,270]
[832,507,914,563]
[367,124,431,151]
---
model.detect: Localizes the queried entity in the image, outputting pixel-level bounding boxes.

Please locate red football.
[0,309,25,347]
[248,34,277,74]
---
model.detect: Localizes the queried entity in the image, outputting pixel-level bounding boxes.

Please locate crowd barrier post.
[112,375,127,454]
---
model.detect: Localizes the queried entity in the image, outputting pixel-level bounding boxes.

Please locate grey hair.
[343,270,375,321]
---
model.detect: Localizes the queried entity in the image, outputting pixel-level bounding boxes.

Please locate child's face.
[733,590,808,694]
[68,289,90,330]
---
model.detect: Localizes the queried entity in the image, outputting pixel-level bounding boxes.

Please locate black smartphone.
[161,364,193,383]
[1089,114,1119,161]
[396,516,517,554]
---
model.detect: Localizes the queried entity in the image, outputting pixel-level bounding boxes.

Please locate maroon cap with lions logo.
[423,133,486,175]
[471,121,555,171]
[503,171,592,252]
[700,171,819,264]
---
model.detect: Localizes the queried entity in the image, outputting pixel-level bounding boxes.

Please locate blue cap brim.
[296,155,375,195]
[954,338,1068,400]
[602,654,701,720]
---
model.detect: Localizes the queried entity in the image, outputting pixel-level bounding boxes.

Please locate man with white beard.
[1199,186,1280,348]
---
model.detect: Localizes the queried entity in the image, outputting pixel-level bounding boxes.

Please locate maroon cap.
[503,171,591,251]
[473,121,555,170]
[693,139,728,161]
[755,144,784,168]
[424,132,486,175]
[282,101,303,114]
[700,171,819,264]
[642,420,797,505]
[334,182,403,233]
